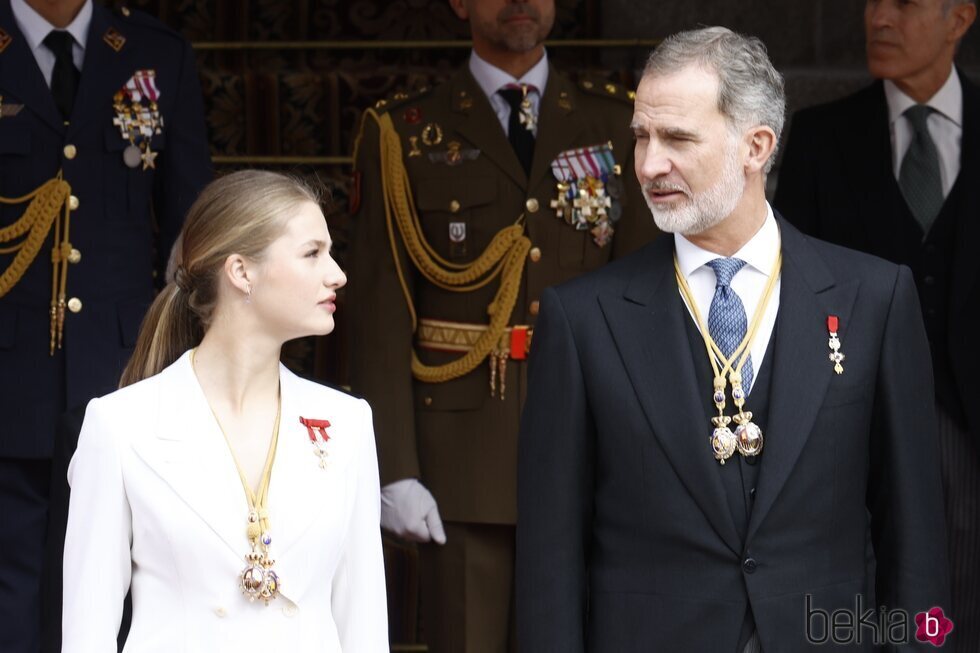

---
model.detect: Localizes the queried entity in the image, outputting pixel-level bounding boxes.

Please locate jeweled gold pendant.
[734,421,764,457]
[240,555,281,604]
[711,426,737,464]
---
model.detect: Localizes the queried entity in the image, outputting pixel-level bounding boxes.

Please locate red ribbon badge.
[300,417,331,444]
[300,417,331,468]
[827,315,845,375]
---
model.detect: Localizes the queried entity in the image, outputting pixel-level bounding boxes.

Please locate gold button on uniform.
[529,300,540,316]
[68,195,79,211]
[67,297,82,313]
[67,248,81,264]
[63,144,77,159]
[449,200,461,213]
[424,397,433,407]
[525,198,539,213]
[529,247,542,263]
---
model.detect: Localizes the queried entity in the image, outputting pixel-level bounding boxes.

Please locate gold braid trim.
[360,109,531,384]
[0,176,73,354]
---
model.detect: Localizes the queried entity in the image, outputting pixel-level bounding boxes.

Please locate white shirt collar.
[468,48,550,101]
[884,67,963,128]
[10,0,92,54]
[674,203,780,279]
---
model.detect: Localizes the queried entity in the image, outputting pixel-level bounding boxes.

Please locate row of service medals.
[549,143,624,247]
[112,70,164,170]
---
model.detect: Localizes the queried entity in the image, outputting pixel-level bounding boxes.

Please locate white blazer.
[62,351,388,652]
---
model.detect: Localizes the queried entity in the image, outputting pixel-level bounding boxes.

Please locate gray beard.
[644,142,745,236]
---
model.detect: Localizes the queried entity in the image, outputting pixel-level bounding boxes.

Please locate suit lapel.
[0,2,64,134]
[131,353,251,558]
[746,220,859,542]
[598,238,742,556]
[527,67,586,190]
[949,71,980,316]
[449,69,527,188]
[267,368,328,558]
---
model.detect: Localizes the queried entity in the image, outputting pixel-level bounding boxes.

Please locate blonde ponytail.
[119,281,203,388]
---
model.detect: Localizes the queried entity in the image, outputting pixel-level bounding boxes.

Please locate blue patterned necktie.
[706,257,753,393]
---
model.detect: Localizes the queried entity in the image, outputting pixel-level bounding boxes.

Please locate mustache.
[643,180,689,194]
[498,4,540,22]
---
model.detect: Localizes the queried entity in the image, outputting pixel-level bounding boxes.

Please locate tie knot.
[43,30,75,59]
[498,84,534,109]
[904,104,933,133]
[706,257,747,288]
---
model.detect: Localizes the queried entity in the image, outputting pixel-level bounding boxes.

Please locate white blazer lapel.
[130,352,250,558]
[269,368,358,561]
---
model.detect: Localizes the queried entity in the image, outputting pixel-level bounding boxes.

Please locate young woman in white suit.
[61,170,388,652]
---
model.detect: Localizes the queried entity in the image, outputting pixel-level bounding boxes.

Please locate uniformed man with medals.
[0,1,211,650]
[347,0,659,649]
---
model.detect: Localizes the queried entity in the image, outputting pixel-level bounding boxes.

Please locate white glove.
[380,478,447,545]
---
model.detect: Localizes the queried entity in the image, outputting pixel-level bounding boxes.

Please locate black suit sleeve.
[517,287,594,653]
[152,39,212,277]
[773,110,821,236]
[868,265,952,651]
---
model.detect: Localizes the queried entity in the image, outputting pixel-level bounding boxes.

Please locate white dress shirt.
[674,204,781,395]
[10,0,91,88]
[468,49,549,137]
[885,67,962,198]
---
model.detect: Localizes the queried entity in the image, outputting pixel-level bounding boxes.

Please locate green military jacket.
[349,63,659,524]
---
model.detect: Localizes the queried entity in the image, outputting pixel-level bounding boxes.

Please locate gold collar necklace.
[673,249,782,464]
[190,349,283,603]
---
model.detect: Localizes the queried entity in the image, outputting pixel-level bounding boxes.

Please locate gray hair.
[944,0,976,11]
[642,27,786,173]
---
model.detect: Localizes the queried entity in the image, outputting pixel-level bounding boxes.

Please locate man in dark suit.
[349,0,658,649]
[0,1,211,650]
[774,0,979,646]
[518,27,951,652]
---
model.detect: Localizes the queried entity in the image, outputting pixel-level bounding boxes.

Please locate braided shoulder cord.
[0,176,73,353]
[360,110,531,383]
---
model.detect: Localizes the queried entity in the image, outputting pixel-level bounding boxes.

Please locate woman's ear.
[223,253,251,297]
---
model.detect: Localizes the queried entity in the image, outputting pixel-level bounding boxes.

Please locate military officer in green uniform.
[348,0,658,649]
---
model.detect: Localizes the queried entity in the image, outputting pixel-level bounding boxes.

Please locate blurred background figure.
[775,1,980,646]
[0,1,211,650]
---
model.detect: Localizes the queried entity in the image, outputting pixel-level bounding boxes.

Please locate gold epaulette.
[371,84,434,112]
[578,76,636,103]
[353,85,434,169]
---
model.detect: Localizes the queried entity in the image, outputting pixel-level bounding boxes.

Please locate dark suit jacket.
[516,219,951,652]
[773,73,980,446]
[0,1,212,458]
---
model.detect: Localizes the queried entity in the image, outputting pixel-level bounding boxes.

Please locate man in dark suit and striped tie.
[775,0,979,647]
